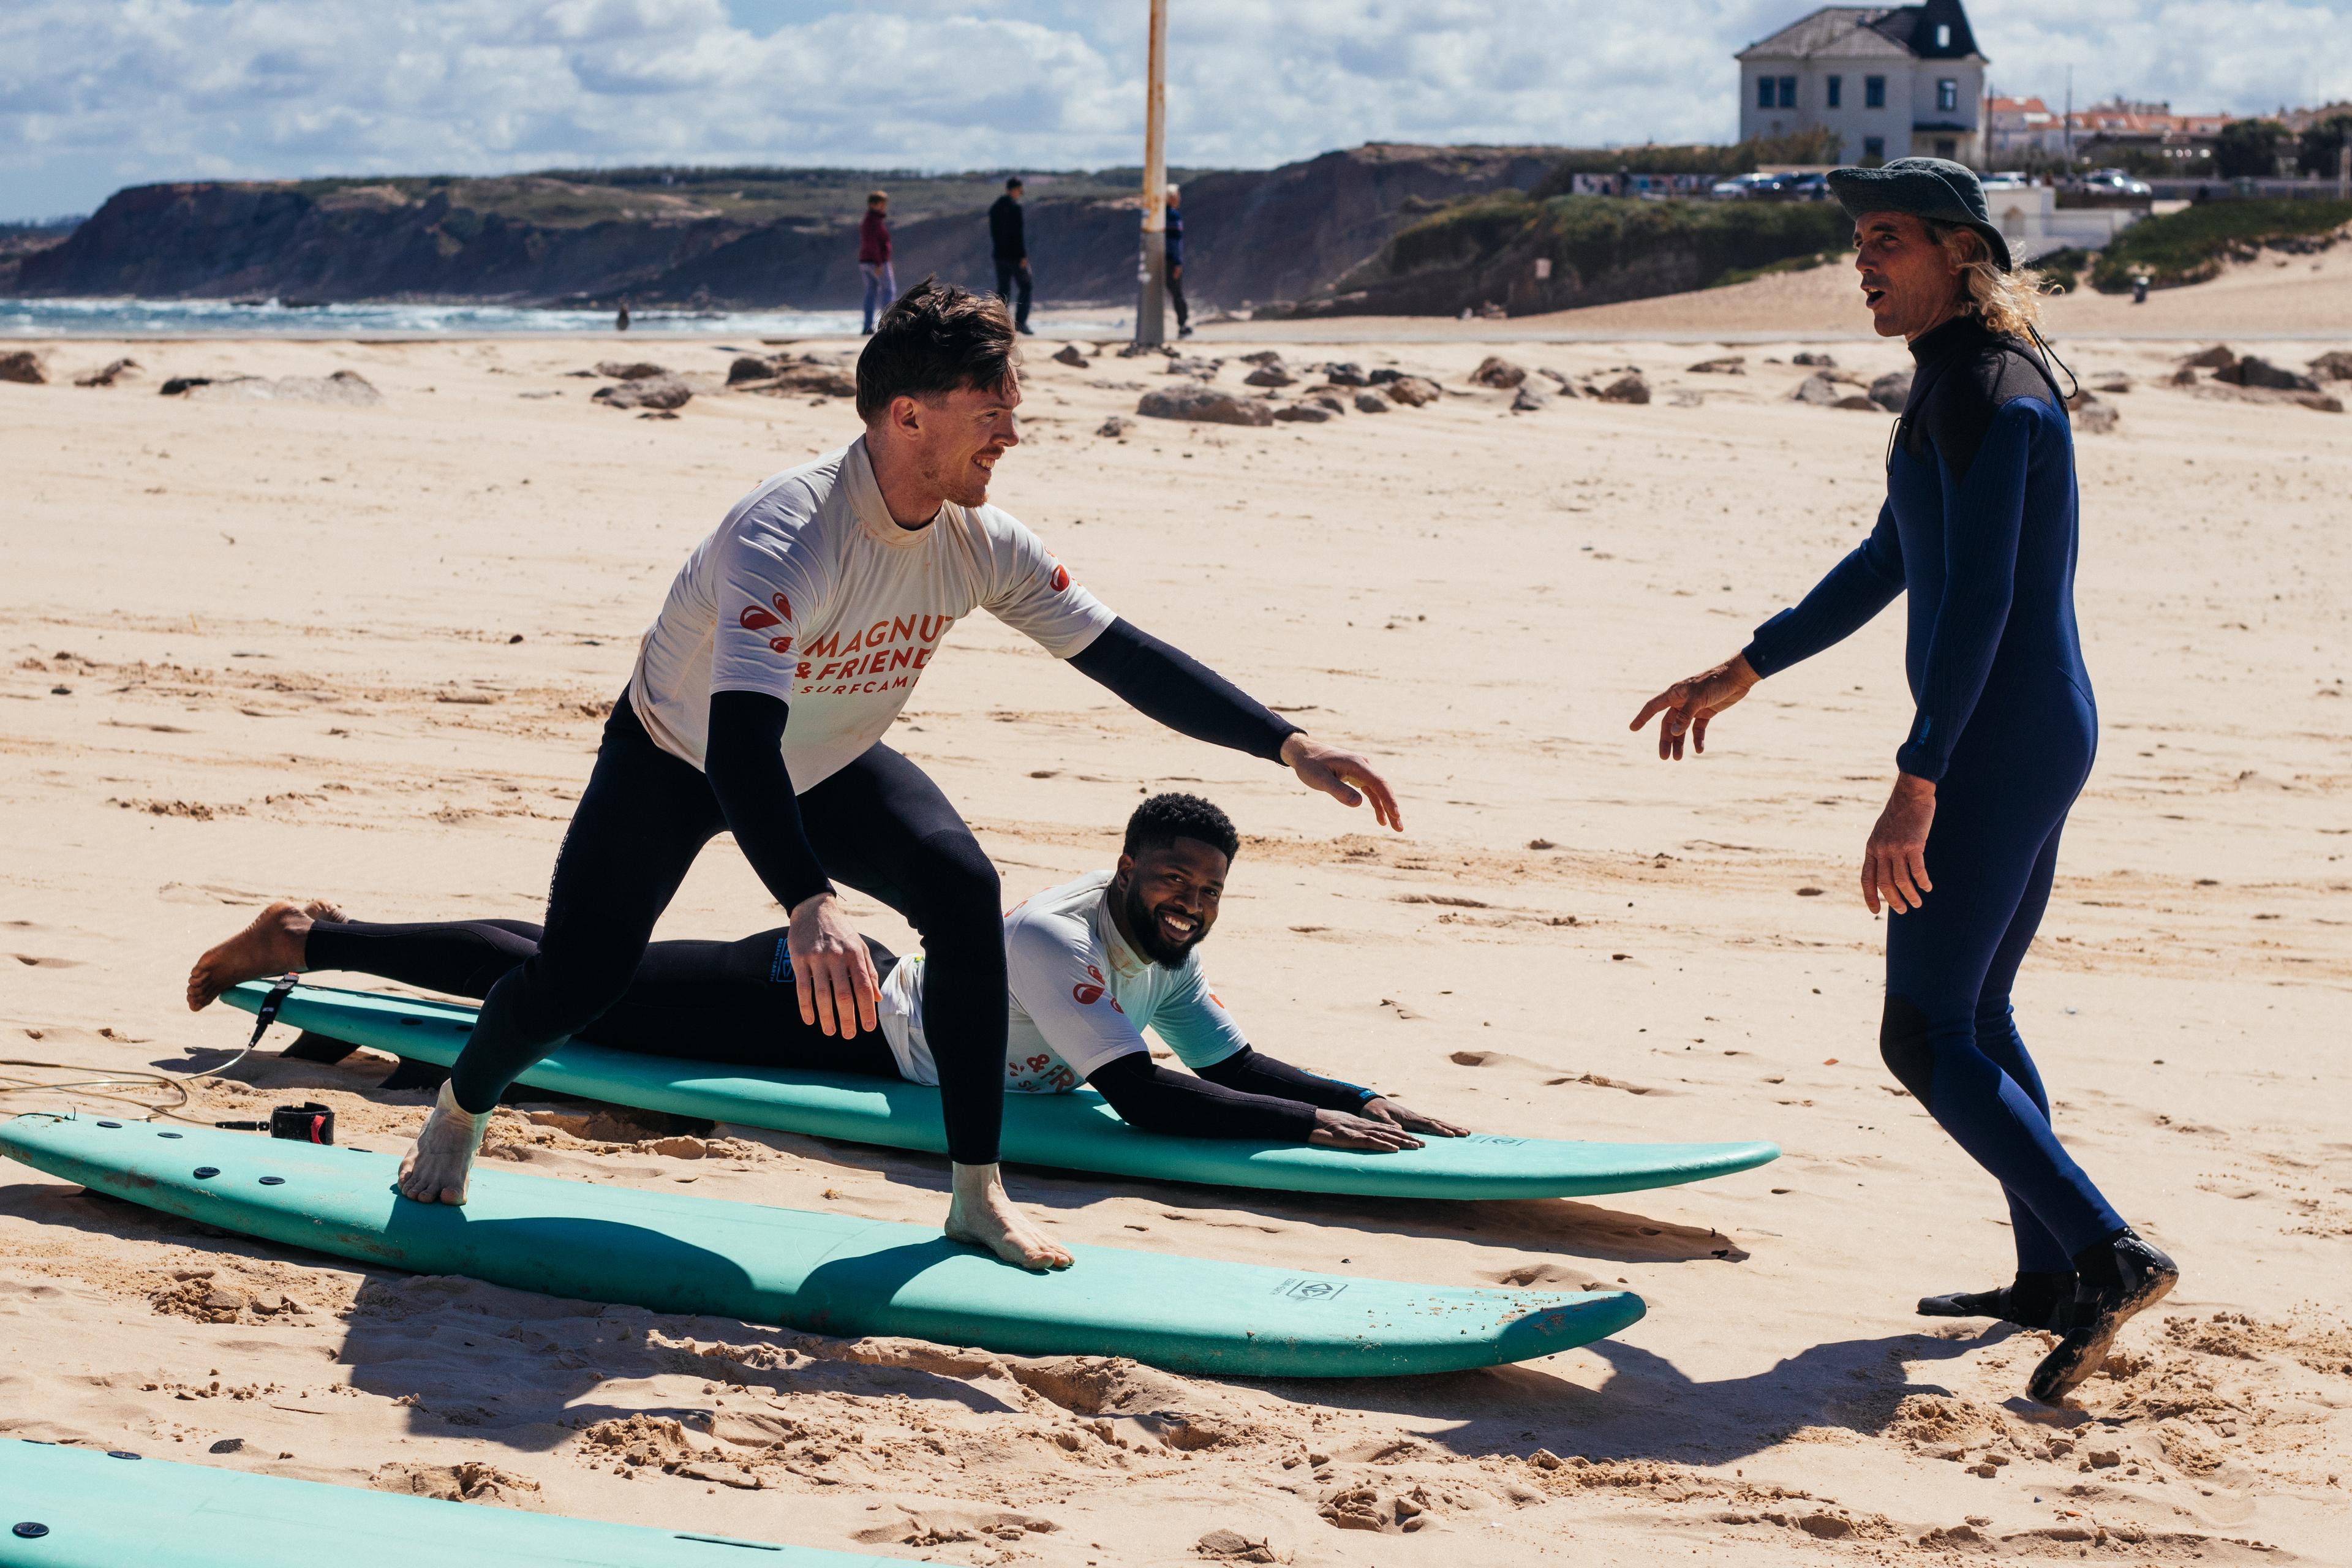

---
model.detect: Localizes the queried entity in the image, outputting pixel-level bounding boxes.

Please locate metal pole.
[1134,0,1168,349]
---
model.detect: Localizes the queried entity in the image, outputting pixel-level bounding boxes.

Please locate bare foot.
[186,899,314,1011]
[301,898,347,922]
[395,1081,493,1205]
[944,1163,1072,1271]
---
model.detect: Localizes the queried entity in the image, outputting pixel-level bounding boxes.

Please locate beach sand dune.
[2,319,2348,1563]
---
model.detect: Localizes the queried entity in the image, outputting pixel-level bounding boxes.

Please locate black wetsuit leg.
[589,929,899,1075]
[444,698,729,1112]
[791,742,1008,1166]
[306,918,546,998]
[1880,709,2124,1265]
[307,916,901,1077]
[1969,816,2076,1275]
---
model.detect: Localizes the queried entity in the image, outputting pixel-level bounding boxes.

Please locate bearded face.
[1113,838,1227,968]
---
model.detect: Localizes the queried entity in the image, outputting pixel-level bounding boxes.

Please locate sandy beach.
[2,273,2349,1564]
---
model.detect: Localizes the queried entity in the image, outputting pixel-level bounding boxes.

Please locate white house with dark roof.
[1736,0,1987,167]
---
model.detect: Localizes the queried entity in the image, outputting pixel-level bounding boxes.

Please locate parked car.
[1710,172,1791,199]
[1785,172,1831,201]
[2078,168,2154,197]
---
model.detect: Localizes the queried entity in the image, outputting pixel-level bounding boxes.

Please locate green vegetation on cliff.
[1324,190,1852,315]
[1531,127,1844,186]
[2089,198,2352,291]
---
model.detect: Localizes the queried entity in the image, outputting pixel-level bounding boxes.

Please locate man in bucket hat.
[1632,156,2177,1405]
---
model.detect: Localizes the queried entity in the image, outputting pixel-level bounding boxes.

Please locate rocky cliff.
[12,146,1565,312]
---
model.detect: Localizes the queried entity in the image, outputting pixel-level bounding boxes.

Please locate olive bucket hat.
[1827,156,2013,272]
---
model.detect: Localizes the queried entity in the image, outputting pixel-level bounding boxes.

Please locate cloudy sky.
[5,0,2348,220]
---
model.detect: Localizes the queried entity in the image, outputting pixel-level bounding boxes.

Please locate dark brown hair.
[855,279,1017,422]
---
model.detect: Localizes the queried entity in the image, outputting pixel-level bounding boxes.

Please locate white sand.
[2,304,2349,1564]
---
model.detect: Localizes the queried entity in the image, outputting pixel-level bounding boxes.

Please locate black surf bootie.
[2028,1231,2178,1404]
[1918,1270,2076,1333]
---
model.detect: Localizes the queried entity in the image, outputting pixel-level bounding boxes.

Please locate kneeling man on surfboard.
[332,282,1400,1269]
[190,794,1464,1150]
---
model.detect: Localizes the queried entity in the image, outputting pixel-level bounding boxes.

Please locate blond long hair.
[1928,221,2057,338]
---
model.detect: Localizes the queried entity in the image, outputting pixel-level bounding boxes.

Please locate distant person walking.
[989,178,1034,336]
[859,190,895,335]
[1164,184,1191,339]
[616,298,631,332]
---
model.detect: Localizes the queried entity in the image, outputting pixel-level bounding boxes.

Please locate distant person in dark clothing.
[1164,184,1191,338]
[616,298,631,332]
[859,190,895,334]
[989,178,1033,335]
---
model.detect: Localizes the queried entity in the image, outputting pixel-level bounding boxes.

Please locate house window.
[1778,75,1798,108]
[1863,136,1886,164]
[1864,75,1886,108]
[1937,78,1958,112]
[1826,74,1842,108]
[1936,23,1951,47]
[1758,76,1774,110]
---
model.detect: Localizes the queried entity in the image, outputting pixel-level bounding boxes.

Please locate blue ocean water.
[0,297,1124,338]
[0,296,863,338]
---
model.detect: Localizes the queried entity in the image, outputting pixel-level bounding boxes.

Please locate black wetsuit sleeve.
[1067,618,1301,763]
[1085,1052,1319,1141]
[704,690,834,913]
[1194,1046,1377,1111]
[1741,500,1907,677]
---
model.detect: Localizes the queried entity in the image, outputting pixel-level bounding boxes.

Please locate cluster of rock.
[2171,344,2345,413]
[574,351,856,417]
[1125,345,1664,429]
[4,347,389,405]
[1783,352,1910,414]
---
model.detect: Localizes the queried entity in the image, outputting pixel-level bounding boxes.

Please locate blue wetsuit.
[1742,312,2125,1275]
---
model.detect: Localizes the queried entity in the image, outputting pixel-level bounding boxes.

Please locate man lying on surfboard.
[187,793,1466,1151]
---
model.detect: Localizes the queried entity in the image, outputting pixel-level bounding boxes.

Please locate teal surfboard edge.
[0,1438,885,1568]
[0,1114,1646,1379]
[222,981,1779,1200]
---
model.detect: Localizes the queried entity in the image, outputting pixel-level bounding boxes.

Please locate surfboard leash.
[0,974,300,1123]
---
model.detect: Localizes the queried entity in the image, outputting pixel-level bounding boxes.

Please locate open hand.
[1281,733,1403,831]
[1630,654,1760,760]
[1308,1108,1425,1153]
[1862,774,1937,914]
[1363,1097,1469,1138]
[789,892,880,1038]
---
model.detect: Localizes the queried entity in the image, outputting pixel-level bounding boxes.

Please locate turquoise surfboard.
[0,1114,1645,1378]
[0,1438,878,1566]
[221,981,1777,1200]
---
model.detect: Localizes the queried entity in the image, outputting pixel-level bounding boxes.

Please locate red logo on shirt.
[772,591,793,620]
[1072,963,1106,1006]
[1050,565,1070,592]
[739,605,780,632]
[768,636,794,654]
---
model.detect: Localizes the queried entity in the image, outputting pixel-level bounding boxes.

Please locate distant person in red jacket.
[858,190,895,334]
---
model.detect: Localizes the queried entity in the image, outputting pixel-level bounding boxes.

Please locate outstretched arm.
[1086,1054,1426,1150]
[704,690,876,1039]
[1632,501,1906,760]
[1198,1046,1469,1138]
[1744,499,1907,679]
[1070,618,1402,829]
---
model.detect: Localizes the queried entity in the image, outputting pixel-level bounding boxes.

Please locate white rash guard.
[877,870,1251,1093]
[628,437,1115,788]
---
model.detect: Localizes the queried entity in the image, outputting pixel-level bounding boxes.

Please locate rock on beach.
[1137,383,1273,427]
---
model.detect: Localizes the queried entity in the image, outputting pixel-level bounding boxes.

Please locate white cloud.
[1,0,2346,218]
